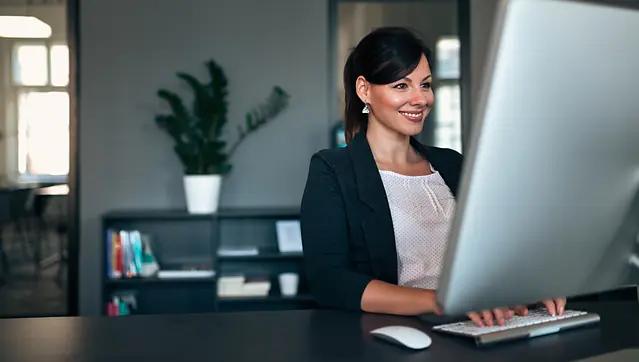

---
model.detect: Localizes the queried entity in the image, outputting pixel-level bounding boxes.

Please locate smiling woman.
[302,27,457,317]
[300,26,566,327]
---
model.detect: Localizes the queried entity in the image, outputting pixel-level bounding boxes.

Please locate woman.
[300,27,566,327]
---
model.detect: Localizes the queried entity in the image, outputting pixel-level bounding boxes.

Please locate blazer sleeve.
[300,152,374,311]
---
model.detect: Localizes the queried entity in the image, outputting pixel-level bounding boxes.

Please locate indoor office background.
[0,0,635,318]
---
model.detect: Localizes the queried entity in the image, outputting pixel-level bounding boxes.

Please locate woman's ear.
[355,75,370,104]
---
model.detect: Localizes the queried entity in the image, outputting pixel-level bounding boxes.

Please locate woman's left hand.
[513,297,567,316]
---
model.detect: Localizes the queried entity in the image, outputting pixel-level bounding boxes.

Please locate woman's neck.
[366,121,416,166]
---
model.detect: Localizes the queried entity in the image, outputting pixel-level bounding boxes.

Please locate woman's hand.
[467,307,518,327]
[512,297,567,317]
[467,297,567,327]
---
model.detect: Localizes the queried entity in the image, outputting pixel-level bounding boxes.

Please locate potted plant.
[154,59,290,214]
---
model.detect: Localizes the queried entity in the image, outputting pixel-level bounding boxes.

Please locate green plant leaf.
[176,73,212,137]
[154,59,289,175]
[205,60,229,138]
[227,86,291,158]
[157,90,190,122]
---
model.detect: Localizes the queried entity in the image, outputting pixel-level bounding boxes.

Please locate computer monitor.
[436,0,639,316]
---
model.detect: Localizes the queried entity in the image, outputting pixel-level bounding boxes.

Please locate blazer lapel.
[410,138,460,197]
[347,130,398,284]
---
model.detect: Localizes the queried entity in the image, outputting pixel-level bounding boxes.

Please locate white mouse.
[370,325,432,350]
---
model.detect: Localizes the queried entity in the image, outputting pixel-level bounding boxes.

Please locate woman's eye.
[393,83,408,89]
[422,82,432,89]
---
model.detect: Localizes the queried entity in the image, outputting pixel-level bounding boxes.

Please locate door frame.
[66,0,80,316]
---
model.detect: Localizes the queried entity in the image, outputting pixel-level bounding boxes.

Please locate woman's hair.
[343,27,432,143]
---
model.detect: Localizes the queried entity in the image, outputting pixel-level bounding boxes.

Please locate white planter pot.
[183,174,222,214]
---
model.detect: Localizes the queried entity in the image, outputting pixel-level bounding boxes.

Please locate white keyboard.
[432,308,600,345]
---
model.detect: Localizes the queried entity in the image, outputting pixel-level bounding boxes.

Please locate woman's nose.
[410,88,428,106]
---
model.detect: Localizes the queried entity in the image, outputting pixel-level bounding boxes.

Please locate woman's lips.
[399,111,424,122]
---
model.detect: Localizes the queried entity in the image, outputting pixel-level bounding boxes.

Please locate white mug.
[279,273,299,296]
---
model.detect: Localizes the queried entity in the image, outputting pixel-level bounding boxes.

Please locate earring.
[362,104,370,114]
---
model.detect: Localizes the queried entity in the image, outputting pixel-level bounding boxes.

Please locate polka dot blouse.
[379,164,456,290]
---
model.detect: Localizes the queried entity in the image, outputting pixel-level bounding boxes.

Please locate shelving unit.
[213,208,316,312]
[100,207,316,316]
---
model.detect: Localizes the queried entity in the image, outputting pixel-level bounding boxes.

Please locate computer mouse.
[370,325,432,350]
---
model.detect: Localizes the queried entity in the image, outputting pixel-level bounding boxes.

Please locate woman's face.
[357,54,434,137]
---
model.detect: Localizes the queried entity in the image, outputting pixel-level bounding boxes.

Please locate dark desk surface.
[1,302,637,362]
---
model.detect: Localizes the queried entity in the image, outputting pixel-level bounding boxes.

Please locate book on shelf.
[106,229,144,279]
[106,292,137,316]
[105,229,160,280]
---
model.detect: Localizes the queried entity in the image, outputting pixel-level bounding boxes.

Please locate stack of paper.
[217,275,271,297]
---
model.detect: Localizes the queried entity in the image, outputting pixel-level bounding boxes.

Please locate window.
[433,37,462,153]
[9,41,69,181]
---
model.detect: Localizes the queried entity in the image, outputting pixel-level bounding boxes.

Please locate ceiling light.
[0,16,52,38]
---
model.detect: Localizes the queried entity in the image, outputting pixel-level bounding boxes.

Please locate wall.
[0,3,66,182]
[79,0,329,315]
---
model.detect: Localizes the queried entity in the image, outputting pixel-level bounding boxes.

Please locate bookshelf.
[102,209,219,316]
[101,207,316,316]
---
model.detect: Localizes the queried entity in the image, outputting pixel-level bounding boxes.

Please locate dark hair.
[343,27,431,143]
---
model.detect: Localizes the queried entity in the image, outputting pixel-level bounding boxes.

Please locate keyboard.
[432,308,600,346]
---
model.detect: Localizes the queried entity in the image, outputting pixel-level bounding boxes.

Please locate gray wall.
[79,0,329,315]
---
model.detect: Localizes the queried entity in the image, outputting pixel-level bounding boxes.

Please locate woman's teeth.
[400,111,423,120]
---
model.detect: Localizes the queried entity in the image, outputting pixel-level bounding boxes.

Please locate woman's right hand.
[467,306,528,327]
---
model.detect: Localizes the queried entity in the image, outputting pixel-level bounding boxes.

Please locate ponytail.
[343,51,368,144]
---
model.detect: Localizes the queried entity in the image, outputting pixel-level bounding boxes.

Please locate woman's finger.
[467,312,484,327]
[492,308,506,325]
[504,307,515,319]
[513,305,529,316]
[542,299,557,316]
[554,297,566,315]
[481,310,495,326]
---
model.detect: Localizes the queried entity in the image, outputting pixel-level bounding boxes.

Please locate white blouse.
[379,165,456,290]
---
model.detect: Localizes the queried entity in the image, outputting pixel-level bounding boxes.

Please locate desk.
[0,187,33,282]
[36,184,68,197]
[1,302,637,361]
[33,184,68,273]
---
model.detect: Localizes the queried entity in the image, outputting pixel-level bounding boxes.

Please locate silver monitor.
[436,0,639,316]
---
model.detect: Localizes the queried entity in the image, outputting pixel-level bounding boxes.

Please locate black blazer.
[300,128,464,311]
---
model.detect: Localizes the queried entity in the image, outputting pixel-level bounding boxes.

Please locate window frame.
[5,38,69,184]
[434,81,462,153]
[431,36,462,153]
